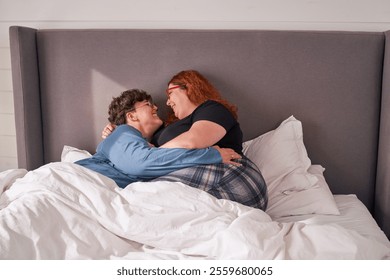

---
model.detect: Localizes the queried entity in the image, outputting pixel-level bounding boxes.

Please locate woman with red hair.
[154,70,241,154]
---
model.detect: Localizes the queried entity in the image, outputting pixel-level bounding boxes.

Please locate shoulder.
[192,100,237,129]
[193,100,230,116]
[115,124,133,132]
[193,100,234,119]
[98,125,146,152]
[114,124,141,135]
[107,125,144,143]
[198,100,226,110]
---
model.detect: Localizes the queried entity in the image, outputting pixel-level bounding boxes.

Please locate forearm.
[113,146,222,178]
[160,131,210,149]
[99,125,228,180]
[101,131,221,177]
[136,147,223,177]
[160,121,226,149]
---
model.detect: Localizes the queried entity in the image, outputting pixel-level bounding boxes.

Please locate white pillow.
[61,145,92,163]
[266,165,340,217]
[243,116,340,217]
[243,115,318,196]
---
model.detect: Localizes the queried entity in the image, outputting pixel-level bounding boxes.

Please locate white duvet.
[0,162,389,260]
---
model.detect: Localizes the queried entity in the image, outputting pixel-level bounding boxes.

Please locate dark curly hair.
[108,89,152,125]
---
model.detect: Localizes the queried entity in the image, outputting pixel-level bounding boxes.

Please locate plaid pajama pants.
[152,156,268,211]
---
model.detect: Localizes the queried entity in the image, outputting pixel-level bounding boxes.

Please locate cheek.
[173,95,184,106]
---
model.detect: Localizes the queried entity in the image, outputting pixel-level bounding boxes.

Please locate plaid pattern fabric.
[151,156,268,210]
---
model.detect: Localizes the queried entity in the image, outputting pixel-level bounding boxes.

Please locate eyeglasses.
[128,101,155,112]
[166,85,185,97]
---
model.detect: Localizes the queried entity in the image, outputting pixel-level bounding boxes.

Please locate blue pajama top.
[76,125,222,188]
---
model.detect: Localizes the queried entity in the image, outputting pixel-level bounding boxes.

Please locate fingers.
[229,149,242,165]
[230,152,241,160]
[226,149,241,160]
[227,159,242,166]
[220,148,242,166]
[227,153,242,166]
[212,146,242,166]
[102,128,110,139]
[101,123,116,139]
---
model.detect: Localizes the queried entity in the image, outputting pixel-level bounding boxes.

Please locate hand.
[102,123,117,139]
[213,146,242,166]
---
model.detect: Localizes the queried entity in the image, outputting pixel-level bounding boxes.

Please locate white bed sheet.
[274,195,390,247]
[0,162,389,260]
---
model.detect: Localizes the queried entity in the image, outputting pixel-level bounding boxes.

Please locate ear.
[126,112,138,122]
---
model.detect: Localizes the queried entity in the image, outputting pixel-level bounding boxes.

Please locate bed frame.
[9,26,390,238]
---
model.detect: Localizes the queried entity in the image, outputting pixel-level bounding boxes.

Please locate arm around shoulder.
[160,120,226,149]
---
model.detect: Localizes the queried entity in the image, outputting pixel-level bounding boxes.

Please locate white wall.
[1,0,390,171]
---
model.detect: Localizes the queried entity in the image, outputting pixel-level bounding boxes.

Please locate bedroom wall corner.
[0,35,17,171]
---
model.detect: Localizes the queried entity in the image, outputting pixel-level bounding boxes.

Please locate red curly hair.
[165,70,238,124]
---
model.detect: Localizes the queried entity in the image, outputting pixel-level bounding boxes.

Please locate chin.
[155,121,163,128]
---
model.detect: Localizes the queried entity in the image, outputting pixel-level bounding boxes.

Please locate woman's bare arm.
[160,120,226,149]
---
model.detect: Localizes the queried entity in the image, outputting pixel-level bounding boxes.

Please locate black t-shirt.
[152,100,243,153]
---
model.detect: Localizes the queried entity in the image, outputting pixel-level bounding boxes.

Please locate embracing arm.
[102,121,225,148]
[100,126,240,179]
[160,120,226,149]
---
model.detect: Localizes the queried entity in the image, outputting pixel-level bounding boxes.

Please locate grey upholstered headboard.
[9,26,390,238]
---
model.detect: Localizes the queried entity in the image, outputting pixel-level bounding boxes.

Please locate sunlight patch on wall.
[91,69,126,133]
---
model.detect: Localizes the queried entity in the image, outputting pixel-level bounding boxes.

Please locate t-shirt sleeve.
[192,101,236,131]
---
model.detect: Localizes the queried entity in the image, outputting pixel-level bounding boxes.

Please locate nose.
[166,98,171,106]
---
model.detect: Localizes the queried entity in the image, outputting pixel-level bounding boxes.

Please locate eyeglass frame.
[127,100,155,113]
[165,84,187,97]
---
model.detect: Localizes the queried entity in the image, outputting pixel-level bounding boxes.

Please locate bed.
[2,26,390,259]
